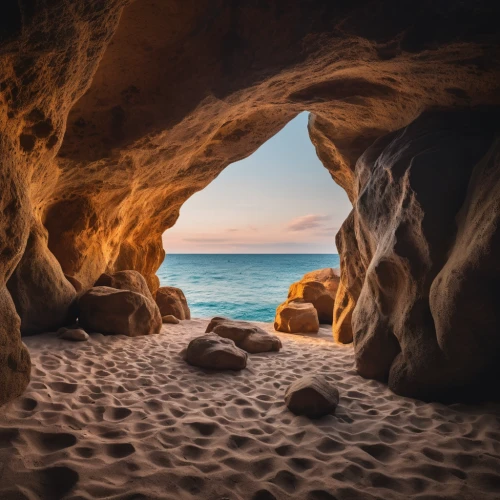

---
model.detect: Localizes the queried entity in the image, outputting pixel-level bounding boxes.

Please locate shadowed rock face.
[340,110,500,401]
[0,0,499,403]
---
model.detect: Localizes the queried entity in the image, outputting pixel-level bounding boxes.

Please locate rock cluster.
[185,318,281,371]
[275,268,340,334]
[289,269,340,323]
[206,317,282,353]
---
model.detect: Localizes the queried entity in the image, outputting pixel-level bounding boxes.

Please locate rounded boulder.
[78,286,162,337]
[274,301,319,334]
[285,375,339,418]
[155,286,190,320]
[186,334,247,370]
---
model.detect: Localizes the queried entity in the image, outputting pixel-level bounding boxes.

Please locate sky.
[162,112,351,254]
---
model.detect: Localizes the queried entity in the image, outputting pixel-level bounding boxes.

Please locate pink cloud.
[286,214,331,232]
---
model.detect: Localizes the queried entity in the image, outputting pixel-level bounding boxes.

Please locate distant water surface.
[157,254,340,322]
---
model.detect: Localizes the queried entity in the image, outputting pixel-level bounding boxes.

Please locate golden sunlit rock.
[274,301,320,334]
[283,268,340,324]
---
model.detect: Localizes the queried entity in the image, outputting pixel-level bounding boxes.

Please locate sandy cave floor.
[0,320,500,500]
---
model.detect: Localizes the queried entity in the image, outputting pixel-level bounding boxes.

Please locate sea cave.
[0,1,499,499]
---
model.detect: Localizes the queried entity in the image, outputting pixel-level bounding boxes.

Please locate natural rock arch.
[0,0,499,404]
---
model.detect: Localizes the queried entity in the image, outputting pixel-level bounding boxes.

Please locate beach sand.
[0,319,499,500]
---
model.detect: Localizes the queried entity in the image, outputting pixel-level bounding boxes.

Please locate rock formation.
[185,335,248,370]
[285,375,340,418]
[205,317,282,354]
[274,302,320,334]
[340,111,500,401]
[279,268,340,324]
[78,286,162,337]
[0,0,499,403]
[6,223,78,336]
[155,287,191,320]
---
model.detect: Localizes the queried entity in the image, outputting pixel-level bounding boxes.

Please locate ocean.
[157,254,340,322]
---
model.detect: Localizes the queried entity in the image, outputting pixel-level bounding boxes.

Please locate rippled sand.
[1,319,499,499]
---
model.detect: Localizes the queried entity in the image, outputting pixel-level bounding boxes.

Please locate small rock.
[285,375,339,418]
[274,301,319,334]
[206,317,282,353]
[186,334,247,370]
[162,314,180,324]
[57,328,89,342]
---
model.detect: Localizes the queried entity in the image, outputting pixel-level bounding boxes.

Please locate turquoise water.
[157,254,340,322]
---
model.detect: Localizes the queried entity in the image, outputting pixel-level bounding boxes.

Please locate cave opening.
[158,112,351,323]
[1,1,500,497]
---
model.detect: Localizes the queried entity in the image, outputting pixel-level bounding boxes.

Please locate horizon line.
[162,252,339,255]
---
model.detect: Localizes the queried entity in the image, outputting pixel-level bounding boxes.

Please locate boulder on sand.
[274,301,319,334]
[57,327,89,341]
[185,334,247,370]
[285,375,340,418]
[285,268,340,324]
[94,270,154,301]
[78,286,162,337]
[206,317,282,353]
[155,287,190,320]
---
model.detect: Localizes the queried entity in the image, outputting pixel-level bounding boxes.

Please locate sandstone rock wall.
[0,0,499,403]
[48,0,500,292]
[338,111,500,400]
[0,0,126,403]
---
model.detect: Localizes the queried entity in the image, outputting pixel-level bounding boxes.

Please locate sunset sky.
[162,112,351,253]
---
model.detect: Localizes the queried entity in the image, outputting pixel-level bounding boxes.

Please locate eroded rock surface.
[336,111,500,400]
[206,317,282,354]
[155,287,190,320]
[274,302,320,334]
[185,335,248,370]
[7,223,77,335]
[78,286,162,337]
[0,290,31,406]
